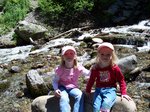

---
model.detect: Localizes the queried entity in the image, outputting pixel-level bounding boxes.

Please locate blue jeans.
[93,87,116,112]
[59,86,84,112]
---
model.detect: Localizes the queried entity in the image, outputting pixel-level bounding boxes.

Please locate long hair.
[95,50,118,67]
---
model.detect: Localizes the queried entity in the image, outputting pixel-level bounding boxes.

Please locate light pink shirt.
[52,64,89,90]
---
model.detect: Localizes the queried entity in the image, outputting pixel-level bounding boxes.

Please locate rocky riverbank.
[0,33,150,112]
[0,5,150,112]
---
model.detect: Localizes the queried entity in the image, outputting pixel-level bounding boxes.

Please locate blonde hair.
[95,50,118,67]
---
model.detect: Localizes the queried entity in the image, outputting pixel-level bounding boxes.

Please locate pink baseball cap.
[97,42,114,51]
[61,46,76,55]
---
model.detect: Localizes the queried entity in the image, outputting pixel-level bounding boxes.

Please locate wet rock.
[16,91,24,98]
[9,66,21,73]
[92,38,103,43]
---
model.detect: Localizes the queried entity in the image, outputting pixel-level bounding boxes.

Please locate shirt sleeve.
[86,69,96,93]
[115,66,127,95]
[52,74,59,90]
[81,66,90,79]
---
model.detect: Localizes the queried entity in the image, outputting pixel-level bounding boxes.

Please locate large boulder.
[117,55,137,75]
[26,70,49,97]
[31,93,137,112]
[15,21,48,45]
[111,96,137,112]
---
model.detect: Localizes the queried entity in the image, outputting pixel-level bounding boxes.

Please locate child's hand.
[54,89,61,97]
[121,94,132,101]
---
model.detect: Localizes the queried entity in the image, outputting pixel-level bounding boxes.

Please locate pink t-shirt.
[52,64,89,90]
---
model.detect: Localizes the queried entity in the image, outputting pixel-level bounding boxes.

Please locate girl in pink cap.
[85,42,132,112]
[52,46,90,112]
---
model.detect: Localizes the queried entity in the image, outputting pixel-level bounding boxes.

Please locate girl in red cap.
[85,42,132,112]
[52,46,90,112]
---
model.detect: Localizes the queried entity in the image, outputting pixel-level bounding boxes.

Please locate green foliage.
[0,0,6,7]
[38,0,94,19]
[38,0,63,19]
[0,0,30,34]
[74,0,94,11]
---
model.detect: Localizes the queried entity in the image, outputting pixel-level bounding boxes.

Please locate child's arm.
[116,66,132,101]
[82,66,90,81]
[78,65,90,83]
[85,69,96,93]
[52,75,61,97]
[81,66,90,76]
[52,75,59,90]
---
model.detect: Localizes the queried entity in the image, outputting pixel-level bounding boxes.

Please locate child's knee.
[76,91,83,98]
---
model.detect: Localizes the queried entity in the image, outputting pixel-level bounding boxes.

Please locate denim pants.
[93,87,116,112]
[59,86,84,112]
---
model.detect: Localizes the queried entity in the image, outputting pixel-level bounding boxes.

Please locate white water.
[0,20,150,64]
[30,38,76,54]
[0,45,33,64]
[101,20,150,51]
[102,20,150,35]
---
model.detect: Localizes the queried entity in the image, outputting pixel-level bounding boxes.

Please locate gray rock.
[10,66,21,73]
[26,70,49,97]
[117,55,137,74]
[31,93,137,112]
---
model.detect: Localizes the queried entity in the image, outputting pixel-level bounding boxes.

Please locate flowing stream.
[0,19,150,64]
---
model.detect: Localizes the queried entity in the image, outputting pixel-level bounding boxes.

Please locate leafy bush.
[74,0,94,11]
[38,0,94,19]
[38,0,63,19]
[0,0,30,34]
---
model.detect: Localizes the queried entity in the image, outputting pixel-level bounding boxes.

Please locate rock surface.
[31,93,137,112]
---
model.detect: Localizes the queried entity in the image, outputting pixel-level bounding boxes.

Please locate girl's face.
[63,50,76,62]
[98,47,113,66]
